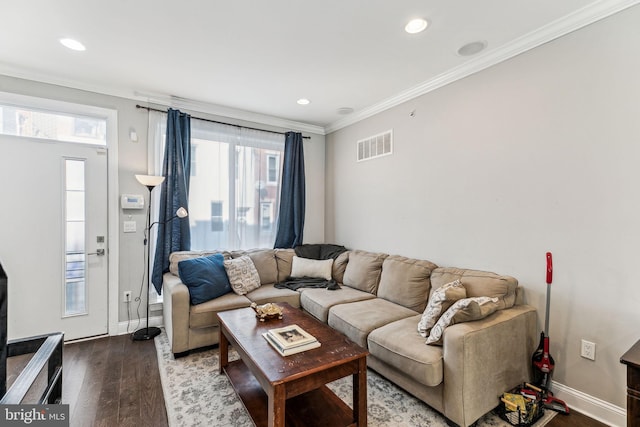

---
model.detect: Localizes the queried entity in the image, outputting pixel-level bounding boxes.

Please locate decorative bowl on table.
[250,302,283,322]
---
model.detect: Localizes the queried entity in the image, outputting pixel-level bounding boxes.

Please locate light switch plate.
[123,221,136,233]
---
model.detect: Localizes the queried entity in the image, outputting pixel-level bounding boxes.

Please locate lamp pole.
[131,175,188,341]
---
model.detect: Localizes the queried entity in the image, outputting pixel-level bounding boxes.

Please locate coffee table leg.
[268,384,286,427]
[353,357,368,426]
[219,328,228,374]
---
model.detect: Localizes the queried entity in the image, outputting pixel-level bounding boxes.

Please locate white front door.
[0,136,109,341]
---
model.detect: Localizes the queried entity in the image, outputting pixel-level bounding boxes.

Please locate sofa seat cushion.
[300,286,376,323]
[368,315,444,387]
[189,292,251,329]
[328,298,418,348]
[246,284,301,308]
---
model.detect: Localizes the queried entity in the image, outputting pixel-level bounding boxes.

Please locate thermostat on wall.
[121,194,145,209]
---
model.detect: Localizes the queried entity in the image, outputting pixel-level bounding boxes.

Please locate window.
[149,112,285,251]
[267,154,280,184]
[190,145,197,176]
[260,202,273,230]
[211,200,223,232]
[0,102,106,146]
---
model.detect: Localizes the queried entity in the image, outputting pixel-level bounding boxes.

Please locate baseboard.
[551,380,626,426]
[116,315,163,336]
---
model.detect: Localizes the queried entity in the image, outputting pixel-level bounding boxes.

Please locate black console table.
[621,339,640,427]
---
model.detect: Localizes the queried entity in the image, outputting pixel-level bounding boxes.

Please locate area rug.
[154,329,556,427]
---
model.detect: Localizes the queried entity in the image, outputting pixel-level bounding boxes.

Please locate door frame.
[0,91,120,337]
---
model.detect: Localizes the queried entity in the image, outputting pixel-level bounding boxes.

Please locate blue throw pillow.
[178,254,232,304]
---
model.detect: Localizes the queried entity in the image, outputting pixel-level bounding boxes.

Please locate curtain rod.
[136,104,310,139]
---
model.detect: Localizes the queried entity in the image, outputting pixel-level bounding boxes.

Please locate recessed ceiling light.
[60,38,86,51]
[337,107,354,115]
[457,41,487,56]
[405,18,428,34]
[297,98,311,106]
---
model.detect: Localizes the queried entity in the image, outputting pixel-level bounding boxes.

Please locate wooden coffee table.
[218,302,368,427]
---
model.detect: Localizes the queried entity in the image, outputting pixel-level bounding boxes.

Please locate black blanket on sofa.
[275,276,340,291]
[274,244,347,291]
[293,243,347,261]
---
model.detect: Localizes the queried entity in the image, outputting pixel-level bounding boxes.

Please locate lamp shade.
[176,207,188,218]
[135,174,165,188]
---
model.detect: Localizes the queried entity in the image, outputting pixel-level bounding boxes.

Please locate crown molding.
[0,65,325,136]
[2,0,637,137]
[325,0,640,134]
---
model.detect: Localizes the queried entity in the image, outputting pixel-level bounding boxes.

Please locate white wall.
[326,5,640,415]
[0,74,325,325]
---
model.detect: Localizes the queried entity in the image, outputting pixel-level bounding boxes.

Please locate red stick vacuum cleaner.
[531,252,570,414]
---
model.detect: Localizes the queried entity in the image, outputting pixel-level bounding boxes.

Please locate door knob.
[87,249,105,256]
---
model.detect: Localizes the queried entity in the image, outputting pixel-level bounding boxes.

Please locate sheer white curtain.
[189,120,285,250]
[147,111,285,252]
[145,110,167,302]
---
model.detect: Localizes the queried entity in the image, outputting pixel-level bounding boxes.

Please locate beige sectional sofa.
[162,247,536,427]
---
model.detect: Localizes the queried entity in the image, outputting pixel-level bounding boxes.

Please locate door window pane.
[64,159,87,316]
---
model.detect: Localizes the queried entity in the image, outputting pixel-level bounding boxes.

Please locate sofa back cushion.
[377,255,438,312]
[342,250,388,294]
[274,248,295,283]
[332,251,350,284]
[231,249,278,285]
[430,267,518,310]
[169,250,230,276]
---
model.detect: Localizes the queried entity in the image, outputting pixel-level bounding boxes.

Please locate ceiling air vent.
[357,129,393,162]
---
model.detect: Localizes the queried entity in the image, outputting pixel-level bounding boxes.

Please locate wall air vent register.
[357,129,393,162]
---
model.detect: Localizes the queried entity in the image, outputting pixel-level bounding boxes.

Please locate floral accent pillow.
[418,280,466,337]
[223,255,261,295]
[426,296,500,345]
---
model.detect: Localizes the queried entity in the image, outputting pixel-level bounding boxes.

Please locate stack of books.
[263,324,321,356]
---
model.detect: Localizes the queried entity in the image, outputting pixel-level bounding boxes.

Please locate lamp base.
[132,326,161,341]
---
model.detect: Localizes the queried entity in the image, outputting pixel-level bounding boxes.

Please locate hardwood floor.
[7,334,168,427]
[7,334,614,426]
[547,409,610,427]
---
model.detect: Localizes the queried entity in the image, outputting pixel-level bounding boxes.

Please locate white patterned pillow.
[418,280,466,337]
[223,255,261,295]
[426,296,500,345]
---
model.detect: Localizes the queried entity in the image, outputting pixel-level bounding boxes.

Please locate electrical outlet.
[123,291,132,303]
[581,339,596,360]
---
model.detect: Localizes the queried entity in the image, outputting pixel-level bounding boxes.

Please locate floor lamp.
[133,174,188,341]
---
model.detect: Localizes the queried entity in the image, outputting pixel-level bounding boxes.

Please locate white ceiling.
[0,1,636,133]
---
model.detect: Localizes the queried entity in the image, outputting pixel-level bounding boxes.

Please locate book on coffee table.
[263,324,320,356]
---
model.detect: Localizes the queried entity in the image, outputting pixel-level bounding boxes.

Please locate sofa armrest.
[442,304,537,427]
[162,273,191,354]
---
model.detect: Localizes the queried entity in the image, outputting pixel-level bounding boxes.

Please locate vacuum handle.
[546,252,553,284]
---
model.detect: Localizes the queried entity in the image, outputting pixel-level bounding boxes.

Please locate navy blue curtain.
[151,108,191,294]
[274,132,305,248]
